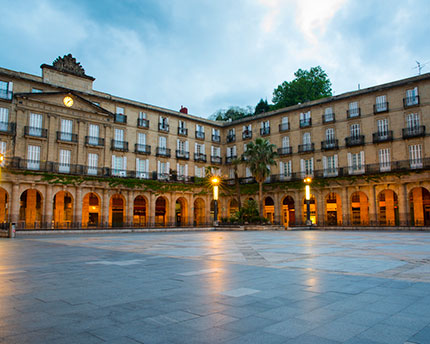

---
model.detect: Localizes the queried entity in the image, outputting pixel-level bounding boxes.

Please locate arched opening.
[210,199,216,222]
[19,189,43,229]
[350,191,369,225]
[409,187,430,226]
[53,191,73,228]
[378,190,399,226]
[229,199,239,218]
[155,196,168,226]
[302,195,317,224]
[0,187,9,227]
[110,194,126,227]
[175,197,187,226]
[282,196,295,227]
[264,197,275,223]
[82,192,101,227]
[133,195,147,227]
[194,198,205,226]
[325,192,342,226]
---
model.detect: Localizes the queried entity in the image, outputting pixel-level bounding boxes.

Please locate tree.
[272,66,332,109]
[210,106,254,122]
[231,157,243,211]
[254,99,270,115]
[242,138,278,217]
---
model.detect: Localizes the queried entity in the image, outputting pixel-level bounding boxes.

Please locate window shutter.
[360,151,365,167]
[157,160,161,173]
[7,82,13,93]
[334,154,338,168]
[233,146,236,156]
[136,158,140,171]
[166,162,170,174]
[300,113,304,121]
[195,142,198,153]
[176,163,179,174]
[185,164,188,176]
[347,153,352,173]
[177,139,180,150]
[211,146,214,156]
[201,144,205,153]
[0,108,9,123]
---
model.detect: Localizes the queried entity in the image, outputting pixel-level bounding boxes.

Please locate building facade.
[0,55,429,229]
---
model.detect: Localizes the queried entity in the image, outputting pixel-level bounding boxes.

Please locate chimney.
[180,106,188,114]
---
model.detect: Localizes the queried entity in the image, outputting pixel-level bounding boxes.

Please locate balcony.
[321,139,339,151]
[135,144,151,155]
[279,122,289,132]
[178,127,188,136]
[57,131,78,143]
[227,134,236,143]
[156,147,171,157]
[347,108,361,119]
[157,173,170,181]
[225,155,237,164]
[240,177,255,184]
[211,155,222,164]
[298,143,315,153]
[114,113,127,124]
[135,171,150,179]
[372,131,393,143]
[137,118,149,129]
[111,169,128,177]
[402,126,425,139]
[0,122,16,136]
[323,168,338,177]
[373,102,389,114]
[323,113,335,124]
[300,118,312,128]
[345,135,365,147]
[194,153,207,162]
[277,146,292,156]
[260,127,270,136]
[212,134,220,142]
[195,131,205,140]
[403,96,420,108]
[111,140,129,152]
[242,130,252,140]
[85,136,105,147]
[176,150,190,160]
[24,126,47,139]
[158,123,169,132]
[0,90,12,100]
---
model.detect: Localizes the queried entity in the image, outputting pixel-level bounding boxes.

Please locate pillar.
[103,189,109,227]
[398,184,408,226]
[342,187,349,226]
[128,190,134,226]
[75,187,82,227]
[273,193,281,225]
[10,183,20,224]
[316,191,324,226]
[368,185,376,225]
[148,193,154,226]
[45,184,53,229]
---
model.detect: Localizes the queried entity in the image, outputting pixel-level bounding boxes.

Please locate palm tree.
[231,157,243,211]
[242,138,278,217]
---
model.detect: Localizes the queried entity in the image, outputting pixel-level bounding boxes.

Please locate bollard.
[8,222,16,238]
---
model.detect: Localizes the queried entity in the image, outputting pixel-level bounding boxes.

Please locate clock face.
[63,96,74,107]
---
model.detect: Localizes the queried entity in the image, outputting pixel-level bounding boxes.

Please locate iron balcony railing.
[111,140,129,152]
[347,108,361,119]
[135,144,151,155]
[345,135,365,147]
[323,113,335,124]
[0,90,12,100]
[372,131,393,143]
[212,134,220,142]
[24,126,48,138]
[158,123,169,132]
[85,136,105,147]
[300,118,312,128]
[0,122,16,135]
[298,143,315,153]
[373,102,389,114]
[211,155,222,164]
[277,146,292,156]
[402,126,425,139]
[178,127,188,136]
[137,118,149,128]
[195,131,205,140]
[242,130,252,140]
[321,139,339,151]
[227,134,236,143]
[279,122,289,132]
[260,127,270,136]
[176,150,190,160]
[194,153,207,162]
[403,95,420,108]
[114,113,127,124]
[156,147,171,157]
[56,131,78,143]
[225,155,237,164]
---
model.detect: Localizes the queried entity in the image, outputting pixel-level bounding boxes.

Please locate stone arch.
[350,191,369,225]
[264,196,275,223]
[377,189,399,226]
[82,192,101,227]
[325,192,342,226]
[110,194,126,227]
[302,194,317,224]
[281,195,295,227]
[0,187,9,226]
[409,187,430,226]
[228,199,239,218]
[133,195,148,226]
[194,198,205,226]
[53,190,74,228]
[19,189,43,229]
[175,197,188,226]
[155,196,168,226]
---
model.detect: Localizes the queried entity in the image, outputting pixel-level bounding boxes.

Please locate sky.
[1,0,429,118]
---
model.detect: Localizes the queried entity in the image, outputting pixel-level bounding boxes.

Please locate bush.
[230,200,267,224]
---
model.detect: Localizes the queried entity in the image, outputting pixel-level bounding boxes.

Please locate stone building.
[0,55,429,229]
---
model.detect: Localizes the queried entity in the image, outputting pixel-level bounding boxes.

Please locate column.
[148,193,155,226]
[128,190,134,226]
[75,187,83,227]
[398,183,408,226]
[10,183,20,224]
[342,187,349,225]
[273,193,281,225]
[103,189,110,227]
[316,191,324,226]
[45,184,53,229]
[367,185,376,225]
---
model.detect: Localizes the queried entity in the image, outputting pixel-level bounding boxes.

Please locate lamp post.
[304,176,312,226]
[210,176,220,225]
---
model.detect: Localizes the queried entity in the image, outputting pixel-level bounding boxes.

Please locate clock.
[63,96,74,107]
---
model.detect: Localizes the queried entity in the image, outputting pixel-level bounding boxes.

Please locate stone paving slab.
[0,230,429,343]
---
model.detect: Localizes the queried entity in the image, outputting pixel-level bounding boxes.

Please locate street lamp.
[304,176,312,226]
[210,176,220,225]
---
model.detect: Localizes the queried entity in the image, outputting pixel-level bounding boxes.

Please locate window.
[159,136,167,148]
[88,124,99,145]
[409,144,423,169]
[157,161,170,180]
[300,111,311,127]
[88,153,98,175]
[139,112,147,120]
[280,116,289,131]
[323,155,338,176]
[280,160,292,180]
[243,124,251,132]
[211,146,220,157]
[114,128,125,149]
[348,151,365,174]
[229,168,235,179]
[136,158,149,178]
[377,119,388,137]
[159,116,169,131]
[59,149,71,173]
[137,133,146,145]
[379,148,390,172]
[27,145,40,170]
[196,124,204,133]
[196,124,205,139]
[260,120,270,135]
[0,141,6,156]
[179,120,186,129]
[348,102,359,117]
[177,139,189,156]
[212,128,220,138]
[282,136,290,148]
[405,87,418,106]
[195,142,205,155]
[116,106,124,115]
[60,119,73,141]
[245,167,252,178]
[406,113,420,129]
[176,163,188,180]
[0,108,9,131]
[375,95,387,112]
[29,113,43,136]
[194,165,204,178]
[112,155,127,176]
[300,158,313,177]
[303,132,311,145]
[324,107,334,122]
[326,128,335,142]
[350,124,360,137]
[0,81,12,99]
[227,145,236,157]
[138,112,148,128]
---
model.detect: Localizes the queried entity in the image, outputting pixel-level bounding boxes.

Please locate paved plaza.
[0,231,430,343]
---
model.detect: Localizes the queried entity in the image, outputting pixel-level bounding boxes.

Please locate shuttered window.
[59,149,71,173]
[409,144,423,169]
[88,153,98,175]
[27,145,40,170]
[0,108,8,131]
[29,113,43,136]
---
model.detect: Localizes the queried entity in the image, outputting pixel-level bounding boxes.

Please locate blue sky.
[1,0,429,117]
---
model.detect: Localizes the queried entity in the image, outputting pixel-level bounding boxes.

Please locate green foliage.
[254,99,271,115]
[230,199,267,224]
[272,66,332,109]
[211,106,254,122]
[242,138,278,184]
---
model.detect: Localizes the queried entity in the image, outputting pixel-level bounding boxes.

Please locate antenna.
[413,60,429,75]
